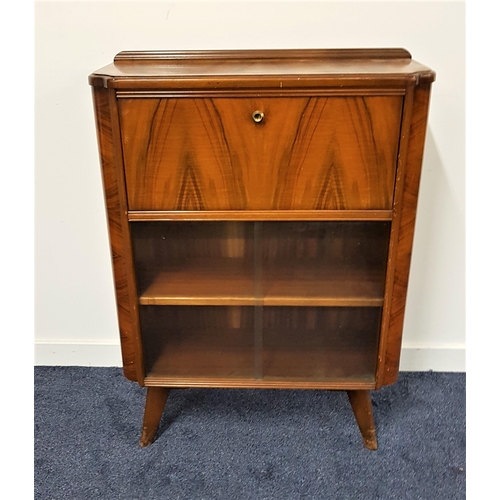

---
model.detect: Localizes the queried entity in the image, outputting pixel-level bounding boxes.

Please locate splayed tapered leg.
[346,390,378,450]
[140,387,170,447]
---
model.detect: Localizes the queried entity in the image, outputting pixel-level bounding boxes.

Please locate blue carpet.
[34,368,465,499]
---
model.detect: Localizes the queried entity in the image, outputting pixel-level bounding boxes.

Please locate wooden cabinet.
[89,49,435,449]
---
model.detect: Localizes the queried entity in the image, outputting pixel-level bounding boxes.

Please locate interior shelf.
[138,260,384,307]
[140,306,380,385]
[145,349,377,388]
[132,220,391,308]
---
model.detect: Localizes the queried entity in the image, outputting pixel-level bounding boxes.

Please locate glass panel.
[131,221,390,383]
[131,222,255,305]
[258,222,389,383]
[262,306,381,382]
[260,221,390,306]
[131,221,390,306]
[140,306,254,379]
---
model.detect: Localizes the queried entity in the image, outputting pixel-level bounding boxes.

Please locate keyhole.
[252,110,264,123]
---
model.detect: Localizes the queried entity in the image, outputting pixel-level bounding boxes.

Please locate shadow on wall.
[402,128,464,345]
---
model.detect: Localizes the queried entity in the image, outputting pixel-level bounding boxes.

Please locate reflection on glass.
[132,222,255,305]
[132,221,390,306]
[140,306,255,379]
[262,307,381,382]
[260,222,389,306]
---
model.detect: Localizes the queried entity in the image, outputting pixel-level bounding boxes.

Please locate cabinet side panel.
[92,87,138,382]
[381,84,432,386]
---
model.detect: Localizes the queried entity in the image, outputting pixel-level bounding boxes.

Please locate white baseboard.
[34,340,465,372]
[399,343,465,372]
[35,340,123,367]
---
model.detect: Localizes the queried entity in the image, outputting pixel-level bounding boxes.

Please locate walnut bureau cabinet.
[89,49,435,449]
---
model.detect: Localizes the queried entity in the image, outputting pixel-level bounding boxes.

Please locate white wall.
[34,0,466,371]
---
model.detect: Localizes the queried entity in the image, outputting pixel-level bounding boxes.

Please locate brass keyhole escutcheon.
[252,110,264,123]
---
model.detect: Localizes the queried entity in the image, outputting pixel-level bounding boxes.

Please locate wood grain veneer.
[91,87,140,382]
[119,96,402,211]
[379,83,433,387]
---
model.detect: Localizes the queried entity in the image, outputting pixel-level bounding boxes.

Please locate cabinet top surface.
[89,48,435,89]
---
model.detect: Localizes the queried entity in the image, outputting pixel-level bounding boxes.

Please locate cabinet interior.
[131,221,390,385]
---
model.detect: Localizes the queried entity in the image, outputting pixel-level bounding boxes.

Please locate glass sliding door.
[130,220,390,384]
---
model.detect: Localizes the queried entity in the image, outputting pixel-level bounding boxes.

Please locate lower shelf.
[144,350,376,389]
[143,376,376,390]
[140,306,381,386]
